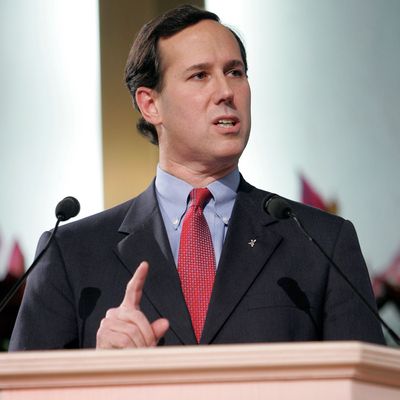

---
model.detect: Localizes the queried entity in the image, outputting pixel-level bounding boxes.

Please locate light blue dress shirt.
[155,165,240,268]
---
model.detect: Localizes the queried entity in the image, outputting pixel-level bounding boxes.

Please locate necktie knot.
[190,188,212,209]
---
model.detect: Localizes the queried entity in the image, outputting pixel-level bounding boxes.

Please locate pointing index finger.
[121,261,149,310]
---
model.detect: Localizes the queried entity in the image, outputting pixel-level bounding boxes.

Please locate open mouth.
[214,118,238,128]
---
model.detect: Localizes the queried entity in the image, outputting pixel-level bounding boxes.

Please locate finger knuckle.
[118,335,132,348]
[105,308,118,318]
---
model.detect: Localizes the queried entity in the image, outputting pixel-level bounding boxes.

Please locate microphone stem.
[291,215,400,346]
[0,219,61,314]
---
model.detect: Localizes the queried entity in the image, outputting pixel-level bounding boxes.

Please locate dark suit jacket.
[9,179,385,350]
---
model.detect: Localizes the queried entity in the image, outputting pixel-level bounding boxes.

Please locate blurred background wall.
[0,0,103,276]
[0,0,399,345]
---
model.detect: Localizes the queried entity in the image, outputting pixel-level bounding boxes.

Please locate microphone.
[0,196,80,313]
[56,196,80,221]
[263,195,400,345]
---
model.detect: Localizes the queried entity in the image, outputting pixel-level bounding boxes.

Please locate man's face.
[154,19,251,173]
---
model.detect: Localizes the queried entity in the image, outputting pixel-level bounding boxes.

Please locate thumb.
[151,318,170,343]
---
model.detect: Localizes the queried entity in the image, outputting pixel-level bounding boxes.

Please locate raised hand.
[96,261,169,349]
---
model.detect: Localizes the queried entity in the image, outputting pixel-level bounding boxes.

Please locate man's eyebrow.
[224,59,245,70]
[184,62,212,73]
[183,59,245,74]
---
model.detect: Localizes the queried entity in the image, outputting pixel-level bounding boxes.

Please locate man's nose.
[213,75,234,105]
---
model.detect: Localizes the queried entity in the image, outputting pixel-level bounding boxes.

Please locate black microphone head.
[263,195,293,220]
[55,196,80,221]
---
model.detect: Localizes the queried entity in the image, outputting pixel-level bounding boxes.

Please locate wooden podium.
[0,341,399,399]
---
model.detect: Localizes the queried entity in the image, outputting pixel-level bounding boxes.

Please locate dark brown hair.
[125,4,248,145]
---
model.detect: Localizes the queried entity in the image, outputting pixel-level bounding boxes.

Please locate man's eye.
[229,69,244,77]
[192,71,207,80]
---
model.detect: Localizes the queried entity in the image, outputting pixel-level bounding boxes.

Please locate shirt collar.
[155,165,240,230]
[208,169,240,224]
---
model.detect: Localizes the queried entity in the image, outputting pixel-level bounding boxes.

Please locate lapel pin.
[248,239,257,248]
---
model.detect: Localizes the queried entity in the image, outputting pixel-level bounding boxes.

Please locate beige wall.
[99,0,203,208]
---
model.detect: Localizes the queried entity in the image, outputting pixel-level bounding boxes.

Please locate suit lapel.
[114,183,196,345]
[201,181,283,344]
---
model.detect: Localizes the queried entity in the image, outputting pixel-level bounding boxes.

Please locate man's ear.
[135,87,161,125]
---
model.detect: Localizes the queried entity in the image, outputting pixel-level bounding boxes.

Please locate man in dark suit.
[10,5,384,350]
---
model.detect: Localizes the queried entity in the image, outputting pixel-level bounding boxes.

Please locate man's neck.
[159,159,238,188]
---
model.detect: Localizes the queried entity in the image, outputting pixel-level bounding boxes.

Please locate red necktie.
[178,188,216,342]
